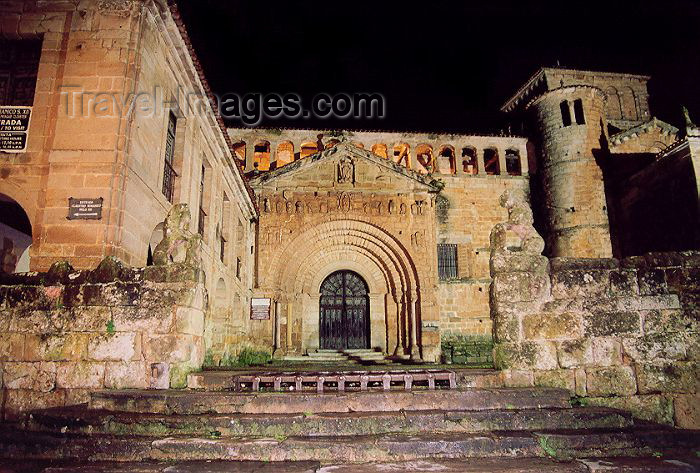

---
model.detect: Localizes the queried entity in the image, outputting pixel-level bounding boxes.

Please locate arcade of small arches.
[232,137,526,177]
[263,219,431,359]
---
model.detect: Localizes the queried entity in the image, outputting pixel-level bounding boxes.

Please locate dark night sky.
[177,0,700,134]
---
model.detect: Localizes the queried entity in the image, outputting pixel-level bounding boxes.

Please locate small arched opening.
[275,141,294,168]
[253,140,271,171]
[0,193,32,274]
[215,277,227,309]
[437,145,456,174]
[300,141,318,159]
[483,148,500,175]
[505,149,522,176]
[462,146,478,174]
[392,143,411,168]
[415,144,434,174]
[371,143,388,159]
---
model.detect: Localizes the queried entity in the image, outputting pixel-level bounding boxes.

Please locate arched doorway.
[0,193,32,273]
[319,270,370,350]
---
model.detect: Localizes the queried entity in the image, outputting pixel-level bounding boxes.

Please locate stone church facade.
[0,0,698,372]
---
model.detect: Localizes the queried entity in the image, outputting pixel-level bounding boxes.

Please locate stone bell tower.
[502,68,613,258]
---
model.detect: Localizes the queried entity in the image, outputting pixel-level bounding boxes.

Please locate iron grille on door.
[437,243,458,280]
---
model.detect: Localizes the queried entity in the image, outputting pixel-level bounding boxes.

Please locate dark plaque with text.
[68,197,103,220]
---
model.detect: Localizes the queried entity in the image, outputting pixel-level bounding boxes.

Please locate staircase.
[1,383,699,471]
[283,348,390,364]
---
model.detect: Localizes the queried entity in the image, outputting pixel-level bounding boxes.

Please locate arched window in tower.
[605,87,623,120]
[560,100,572,127]
[621,87,639,121]
[253,140,270,171]
[462,147,478,174]
[415,144,434,173]
[483,148,500,175]
[371,143,388,158]
[505,149,522,176]
[437,145,456,174]
[573,99,585,125]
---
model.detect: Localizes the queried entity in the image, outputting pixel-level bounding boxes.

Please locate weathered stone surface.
[533,369,575,392]
[3,389,66,420]
[71,306,113,332]
[622,333,686,363]
[143,334,196,363]
[523,312,581,340]
[175,307,204,336]
[112,306,173,333]
[583,310,640,337]
[585,394,674,425]
[609,270,639,295]
[673,393,700,429]
[88,333,141,362]
[590,337,622,366]
[502,369,534,387]
[636,362,698,394]
[490,253,549,275]
[0,333,25,361]
[56,361,106,389]
[25,333,89,361]
[644,309,696,334]
[104,361,148,389]
[558,339,594,368]
[3,361,56,392]
[492,272,550,303]
[637,268,668,295]
[586,366,637,397]
[494,341,558,370]
[551,269,610,299]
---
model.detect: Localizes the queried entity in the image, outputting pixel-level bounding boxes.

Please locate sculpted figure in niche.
[338,156,354,183]
[152,203,202,266]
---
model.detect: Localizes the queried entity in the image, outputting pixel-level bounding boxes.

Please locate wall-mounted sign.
[0,106,31,153]
[67,197,104,220]
[250,297,271,320]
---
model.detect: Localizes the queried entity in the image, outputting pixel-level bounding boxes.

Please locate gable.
[249,142,440,193]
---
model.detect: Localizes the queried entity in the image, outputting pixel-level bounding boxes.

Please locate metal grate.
[437,243,458,280]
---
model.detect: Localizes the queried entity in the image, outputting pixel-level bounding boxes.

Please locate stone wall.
[490,194,699,427]
[0,257,206,420]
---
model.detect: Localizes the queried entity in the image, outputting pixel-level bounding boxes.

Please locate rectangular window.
[560,100,572,127]
[573,99,586,125]
[162,112,177,202]
[197,164,206,236]
[236,257,242,279]
[220,235,226,263]
[0,39,41,106]
[437,243,458,280]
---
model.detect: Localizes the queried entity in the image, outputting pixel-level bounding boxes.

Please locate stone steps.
[88,387,572,415]
[0,426,697,463]
[3,457,700,473]
[25,406,634,437]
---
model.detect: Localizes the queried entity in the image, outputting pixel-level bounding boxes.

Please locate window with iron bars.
[0,39,41,106]
[437,243,458,280]
[162,112,178,202]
